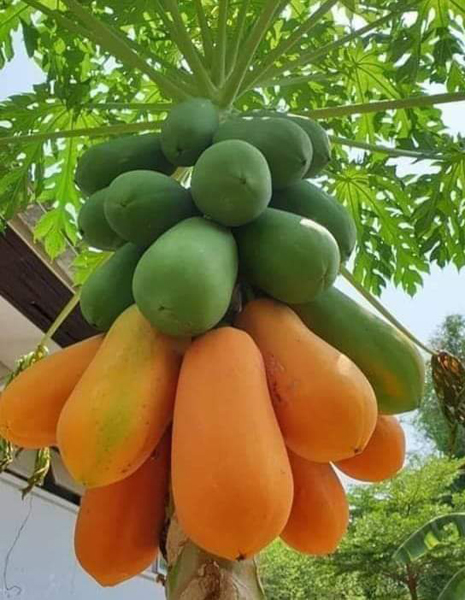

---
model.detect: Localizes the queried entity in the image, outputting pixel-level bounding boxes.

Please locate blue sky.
[1,33,463,460]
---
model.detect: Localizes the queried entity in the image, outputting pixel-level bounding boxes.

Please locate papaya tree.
[1,0,465,598]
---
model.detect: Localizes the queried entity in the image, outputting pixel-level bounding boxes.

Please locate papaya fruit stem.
[212,0,229,87]
[225,0,250,78]
[291,91,465,120]
[220,0,287,107]
[240,0,339,93]
[39,290,81,349]
[59,0,188,101]
[329,135,446,160]
[340,266,434,356]
[157,0,218,98]
[0,121,163,147]
[193,0,215,67]
[254,3,419,87]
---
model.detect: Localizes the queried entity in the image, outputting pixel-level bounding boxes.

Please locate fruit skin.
[75,134,175,196]
[78,188,123,251]
[294,287,425,414]
[172,327,293,560]
[213,117,313,189]
[57,304,189,488]
[74,431,170,587]
[191,140,272,226]
[282,116,331,178]
[0,336,103,449]
[334,415,406,482]
[271,180,356,262]
[236,299,378,462]
[80,242,144,332]
[161,98,219,166]
[251,112,331,178]
[235,207,340,304]
[281,452,349,555]
[133,217,238,337]
[105,170,197,247]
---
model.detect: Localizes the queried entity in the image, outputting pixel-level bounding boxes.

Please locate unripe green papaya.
[133,217,238,336]
[284,116,331,178]
[213,118,313,190]
[271,181,356,262]
[248,112,331,178]
[75,134,175,196]
[191,140,272,227]
[78,188,124,251]
[105,170,198,248]
[80,243,144,331]
[235,208,340,304]
[294,287,425,414]
[161,98,219,166]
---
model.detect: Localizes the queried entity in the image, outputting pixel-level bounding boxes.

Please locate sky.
[1,32,464,462]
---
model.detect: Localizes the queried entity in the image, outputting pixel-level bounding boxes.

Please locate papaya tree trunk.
[165,515,266,600]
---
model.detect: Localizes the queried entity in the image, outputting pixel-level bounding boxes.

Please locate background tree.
[415,315,465,457]
[261,457,465,600]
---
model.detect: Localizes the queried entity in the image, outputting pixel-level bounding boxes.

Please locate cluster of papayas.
[0,97,425,587]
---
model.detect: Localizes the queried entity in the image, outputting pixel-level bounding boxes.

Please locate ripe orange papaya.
[236,299,378,462]
[0,336,103,449]
[281,451,349,555]
[172,327,293,560]
[334,415,406,482]
[57,304,189,487]
[74,431,170,586]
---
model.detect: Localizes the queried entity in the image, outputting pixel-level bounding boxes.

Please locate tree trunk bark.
[165,515,266,600]
[406,564,419,600]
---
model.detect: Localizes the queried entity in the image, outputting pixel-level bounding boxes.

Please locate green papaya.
[133,217,238,336]
[282,116,331,178]
[75,134,175,196]
[235,208,340,304]
[78,188,124,251]
[80,243,144,331]
[213,118,313,190]
[294,287,425,414]
[105,170,198,247]
[271,181,356,262]
[161,98,219,166]
[191,140,272,227]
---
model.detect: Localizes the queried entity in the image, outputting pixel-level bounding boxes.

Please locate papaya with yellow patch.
[57,304,189,487]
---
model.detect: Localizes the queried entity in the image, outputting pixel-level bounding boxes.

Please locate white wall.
[0,473,166,600]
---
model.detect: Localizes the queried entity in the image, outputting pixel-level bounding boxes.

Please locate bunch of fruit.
[0,98,425,588]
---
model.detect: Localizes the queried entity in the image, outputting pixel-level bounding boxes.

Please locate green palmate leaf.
[1,0,464,297]
[393,513,465,564]
[0,1,29,67]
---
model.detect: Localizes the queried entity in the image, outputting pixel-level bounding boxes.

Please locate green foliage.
[415,315,465,457]
[0,0,464,292]
[261,456,465,600]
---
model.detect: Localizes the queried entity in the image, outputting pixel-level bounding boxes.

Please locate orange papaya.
[281,451,349,555]
[74,431,170,586]
[0,336,103,449]
[172,327,293,560]
[334,415,406,482]
[236,299,378,462]
[57,304,189,487]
